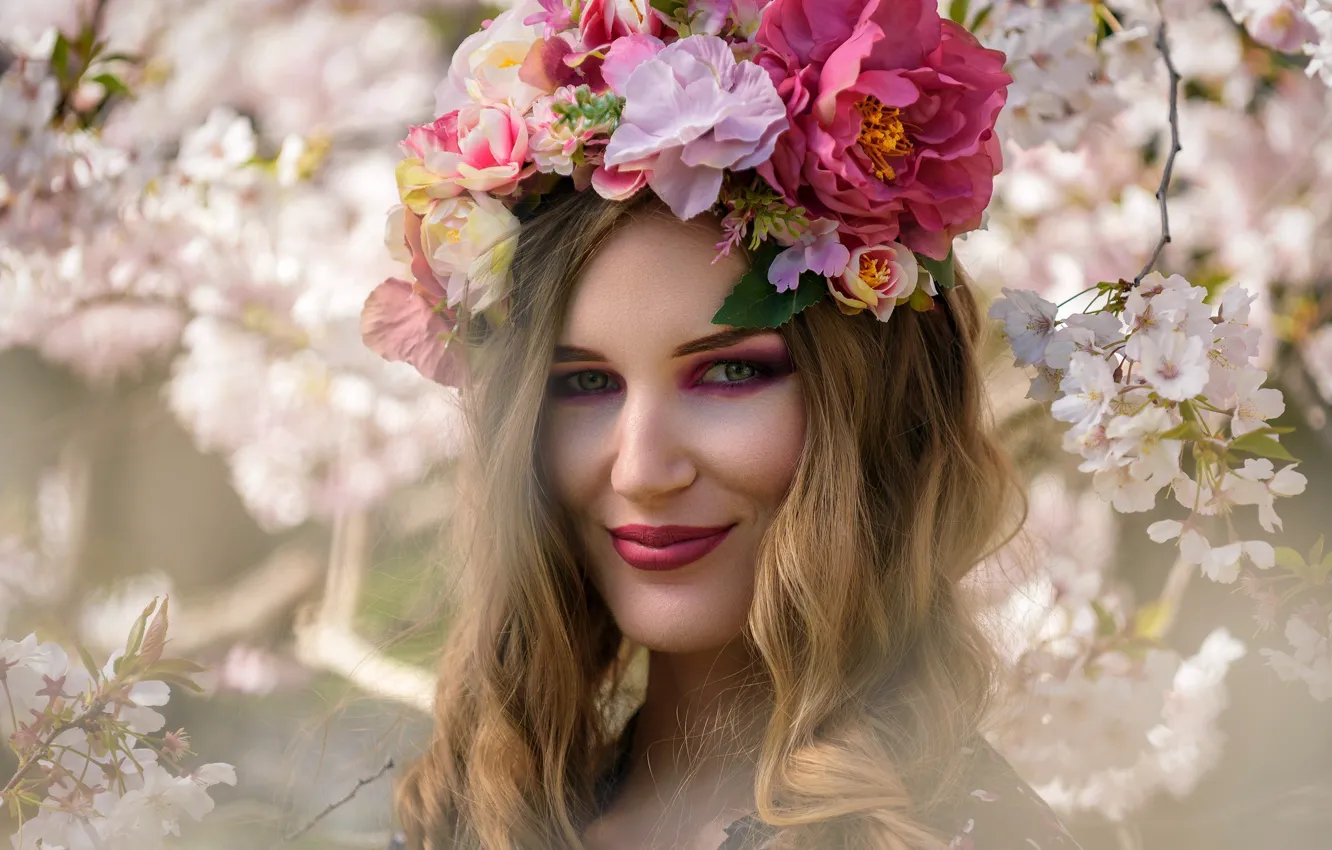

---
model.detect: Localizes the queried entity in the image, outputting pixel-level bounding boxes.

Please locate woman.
[366,2,1083,847]
[379,188,1081,849]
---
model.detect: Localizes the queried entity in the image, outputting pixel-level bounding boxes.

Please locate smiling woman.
[384,187,1084,850]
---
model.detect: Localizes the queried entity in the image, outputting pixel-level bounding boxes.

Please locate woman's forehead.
[559,214,751,354]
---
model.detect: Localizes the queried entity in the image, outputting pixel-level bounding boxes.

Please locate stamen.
[855,96,914,182]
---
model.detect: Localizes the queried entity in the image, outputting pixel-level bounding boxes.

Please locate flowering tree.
[3,0,1332,845]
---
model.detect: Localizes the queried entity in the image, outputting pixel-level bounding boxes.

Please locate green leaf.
[152,672,205,694]
[971,4,994,33]
[122,597,160,669]
[1308,536,1325,570]
[90,73,130,97]
[1274,546,1307,574]
[75,641,103,681]
[1314,553,1332,585]
[1159,421,1200,441]
[649,0,689,17]
[143,658,208,678]
[948,0,972,25]
[1090,600,1117,638]
[1179,400,1199,424]
[1229,432,1299,462]
[712,244,826,328]
[51,33,71,80]
[1133,601,1170,641]
[917,248,956,291]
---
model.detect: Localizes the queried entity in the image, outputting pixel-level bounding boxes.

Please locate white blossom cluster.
[0,11,464,529]
[977,477,1247,820]
[991,273,1306,582]
[2,602,235,850]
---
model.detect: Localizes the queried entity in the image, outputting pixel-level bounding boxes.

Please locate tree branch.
[1133,18,1183,286]
[270,758,396,847]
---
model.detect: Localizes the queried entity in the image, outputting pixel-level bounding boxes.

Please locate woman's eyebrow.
[552,328,776,364]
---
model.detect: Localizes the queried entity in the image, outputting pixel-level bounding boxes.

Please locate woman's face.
[541,213,806,654]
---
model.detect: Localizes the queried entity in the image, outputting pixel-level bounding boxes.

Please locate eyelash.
[550,360,777,398]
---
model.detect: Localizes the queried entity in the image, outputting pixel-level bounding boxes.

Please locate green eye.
[723,362,756,381]
[703,361,758,383]
[570,371,612,392]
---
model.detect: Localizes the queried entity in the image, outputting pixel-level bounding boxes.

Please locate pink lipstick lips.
[608,524,734,571]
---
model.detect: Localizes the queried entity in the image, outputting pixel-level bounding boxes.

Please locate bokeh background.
[2,1,1330,848]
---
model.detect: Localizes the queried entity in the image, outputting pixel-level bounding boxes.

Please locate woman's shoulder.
[924,740,1084,850]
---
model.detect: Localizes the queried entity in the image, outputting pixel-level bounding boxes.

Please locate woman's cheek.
[689,382,806,502]
[542,405,613,507]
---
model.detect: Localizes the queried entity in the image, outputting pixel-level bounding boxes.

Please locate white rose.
[434,0,546,113]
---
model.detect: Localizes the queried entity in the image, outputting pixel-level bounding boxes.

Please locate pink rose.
[754,0,1010,260]
[396,103,536,212]
[828,241,921,321]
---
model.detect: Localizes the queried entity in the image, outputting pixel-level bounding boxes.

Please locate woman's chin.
[607,589,749,655]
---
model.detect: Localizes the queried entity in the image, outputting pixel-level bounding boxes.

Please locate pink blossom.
[753,0,1009,259]
[524,0,574,40]
[828,240,920,321]
[603,35,787,219]
[1246,0,1320,53]
[396,103,536,211]
[360,278,464,387]
[767,218,850,292]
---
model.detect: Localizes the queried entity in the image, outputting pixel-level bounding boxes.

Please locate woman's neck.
[630,637,769,783]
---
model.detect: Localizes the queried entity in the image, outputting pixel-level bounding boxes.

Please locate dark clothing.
[388,713,1083,849]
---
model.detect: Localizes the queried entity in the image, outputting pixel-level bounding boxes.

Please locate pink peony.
[601,34,666,96]
[396,103,536,213]
[828,241,922,321]
[754,0,1010,260]
[603,35,788,220]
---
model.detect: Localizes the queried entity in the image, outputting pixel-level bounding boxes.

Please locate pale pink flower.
[603,35,787,220]
[1052,352,1117,435]
[988,289,1059,366]
[1228,368,1286,437]
[1245,0,1320,53]
[766,218,851,293]
[1137,330,1209,402]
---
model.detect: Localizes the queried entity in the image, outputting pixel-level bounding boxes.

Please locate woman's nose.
[610,387,696,504]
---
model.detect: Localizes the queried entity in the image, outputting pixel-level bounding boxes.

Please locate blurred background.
[1,1,1329,848]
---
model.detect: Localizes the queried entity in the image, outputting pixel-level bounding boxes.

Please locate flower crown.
[361,0,1011,386]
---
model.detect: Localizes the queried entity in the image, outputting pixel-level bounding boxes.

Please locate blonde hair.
[393,189,1022,849]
